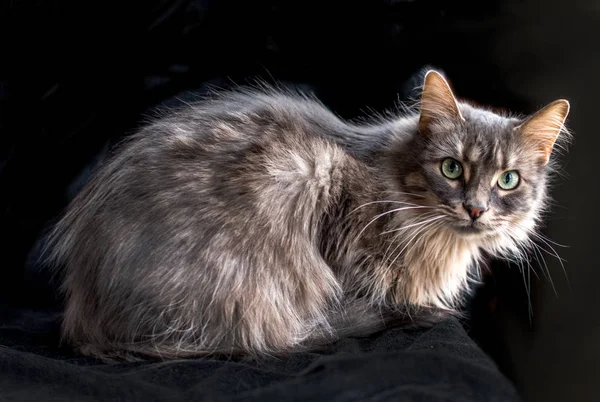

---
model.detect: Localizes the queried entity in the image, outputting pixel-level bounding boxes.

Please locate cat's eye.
[441,158,463,180]
[497,170,520,190]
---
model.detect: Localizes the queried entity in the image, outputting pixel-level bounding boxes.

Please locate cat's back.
[122,87,352,201]
[142,88,341,151]
[47,87,363,357]
[100,88,358,216]
[55,87,355,248]
[64,88,346,219]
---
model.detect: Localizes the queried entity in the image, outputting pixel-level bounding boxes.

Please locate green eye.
[441,158,463,179]
[498,170,520,190]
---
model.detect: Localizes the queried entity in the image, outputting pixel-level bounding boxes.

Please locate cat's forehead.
[427,104,535,170]
[460,104,519,134]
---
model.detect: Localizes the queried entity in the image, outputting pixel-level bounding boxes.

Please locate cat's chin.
[451,221,492,236]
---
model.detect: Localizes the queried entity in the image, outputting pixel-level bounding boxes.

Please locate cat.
[43,70,571,361]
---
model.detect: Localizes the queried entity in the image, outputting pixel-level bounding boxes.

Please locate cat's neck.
[324,114,419,159]
[390,223,481,309]
[330,190,482,311]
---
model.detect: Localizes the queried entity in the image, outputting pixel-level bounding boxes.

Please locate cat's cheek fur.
[422,171,463,208]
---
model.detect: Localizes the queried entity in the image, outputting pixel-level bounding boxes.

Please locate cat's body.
[45,72,570,360]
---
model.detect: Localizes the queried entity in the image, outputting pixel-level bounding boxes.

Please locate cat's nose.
[463,203,488,220]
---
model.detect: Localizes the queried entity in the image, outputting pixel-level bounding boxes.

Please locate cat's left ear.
[418,70,465,134]
[514,99,570,164]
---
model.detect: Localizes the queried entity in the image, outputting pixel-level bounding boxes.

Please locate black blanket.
[0,308,520,401]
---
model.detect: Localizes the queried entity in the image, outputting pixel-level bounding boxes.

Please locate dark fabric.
[1,1,526,400]
[0,308,520,401]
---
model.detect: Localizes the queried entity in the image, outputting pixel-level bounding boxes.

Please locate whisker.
[528,235,570,291]
[502,229,534,324]
[525,258,533,323]
[519,244,539,280]
[386,217,446,269]
[525,231,568,262]
[380,212,438,262]
[533,243,571,291]
[382,221,431,267]
[532,242,558,297]
[514,243,533,323]
[531,232,569,248]
[354,206,433,241]
[502,223,566,300]
[380,214,446,235]
[509,222,570,289]
[385,191,428,199]
[348,200,423,215]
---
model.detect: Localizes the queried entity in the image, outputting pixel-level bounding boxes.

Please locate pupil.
[449,162,456,172]
[505,173,512,183]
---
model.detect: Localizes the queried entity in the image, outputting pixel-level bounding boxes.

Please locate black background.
[1,1,598,401]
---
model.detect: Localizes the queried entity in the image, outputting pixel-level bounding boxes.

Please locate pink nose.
[464,204,487,220]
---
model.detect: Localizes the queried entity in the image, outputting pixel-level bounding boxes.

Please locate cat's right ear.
[418,71,464,134]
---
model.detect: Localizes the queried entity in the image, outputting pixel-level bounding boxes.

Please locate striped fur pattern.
[43,71,571,360]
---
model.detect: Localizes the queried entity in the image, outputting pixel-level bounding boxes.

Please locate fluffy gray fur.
[44,71,571,361]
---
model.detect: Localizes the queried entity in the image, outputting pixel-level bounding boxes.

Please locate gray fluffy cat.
[45,71,571,361]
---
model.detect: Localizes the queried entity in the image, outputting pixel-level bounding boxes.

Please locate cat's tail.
[296,301,458,354]
[74,342,249,363]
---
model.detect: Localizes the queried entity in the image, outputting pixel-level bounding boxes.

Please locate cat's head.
[392,71,570,249]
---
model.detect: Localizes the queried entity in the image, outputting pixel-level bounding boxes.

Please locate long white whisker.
[513,242,533,323]
[380,214,446,235]
[387,217,446,268]
[519,244,539,280]
[348,200,423,215]
[509,222,568,261]
[527,233,570,290]
[529,231,569,248]
[354,206,433,241]
[380,212,438,263]
[385,190,428,199]
[509,222,570,290]
[502,228,535,323]
[532,242,558,297]
[527,231,568,262]
[526,257,533,323]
